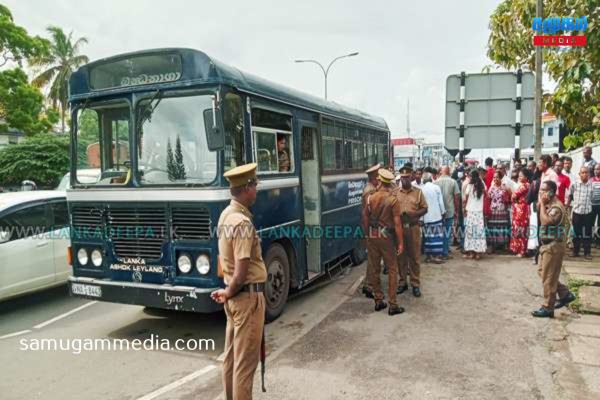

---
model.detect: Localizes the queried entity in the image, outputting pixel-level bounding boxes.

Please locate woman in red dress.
[510,169,531,257]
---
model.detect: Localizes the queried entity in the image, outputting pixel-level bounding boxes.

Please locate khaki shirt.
[540,198,567,242]
[278,149,290,172]
[365,186,402,229]
[395,186,428,224]
[217,200,267,284]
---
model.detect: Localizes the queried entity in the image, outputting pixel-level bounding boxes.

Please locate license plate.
[71,283,102,298]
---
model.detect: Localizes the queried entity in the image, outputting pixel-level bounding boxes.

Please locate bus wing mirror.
[204,108,225,151]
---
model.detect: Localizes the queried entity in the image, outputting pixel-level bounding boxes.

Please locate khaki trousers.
[366,237,399,307]
[223,292,265,400]
[398,225,421,287]
[538,241,569,310]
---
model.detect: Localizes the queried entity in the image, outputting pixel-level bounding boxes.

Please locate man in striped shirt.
[567,167,593,260]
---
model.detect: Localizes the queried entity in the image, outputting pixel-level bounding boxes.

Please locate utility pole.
[406,98,411,138]
[533,0,543,160]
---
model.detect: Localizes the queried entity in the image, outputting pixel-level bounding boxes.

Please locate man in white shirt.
[421,172,446,264]
[562,156,577,186]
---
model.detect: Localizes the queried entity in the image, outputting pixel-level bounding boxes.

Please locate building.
[392,138,451,169]
[542,112,560,150]
[0,125,25,148]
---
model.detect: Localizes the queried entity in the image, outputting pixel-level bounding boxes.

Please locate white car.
[0,191,71,301]
[55,169,101,190]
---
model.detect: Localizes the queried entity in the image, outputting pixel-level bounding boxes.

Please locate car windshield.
[74,101,131,185]
[136,94,217,185]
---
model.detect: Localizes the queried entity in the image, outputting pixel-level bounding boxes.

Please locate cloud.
[4,0,503,142]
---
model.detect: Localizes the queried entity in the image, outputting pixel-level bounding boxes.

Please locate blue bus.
[66,48,390,320]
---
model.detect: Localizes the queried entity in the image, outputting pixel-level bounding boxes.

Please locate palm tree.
[31,26,89,134]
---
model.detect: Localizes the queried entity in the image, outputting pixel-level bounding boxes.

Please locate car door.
[48,200,71,283]
[0,203,55,300]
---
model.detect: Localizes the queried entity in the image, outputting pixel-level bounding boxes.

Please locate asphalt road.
[0,265,364,400]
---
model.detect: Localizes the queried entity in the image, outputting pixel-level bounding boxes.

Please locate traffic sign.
[445,71,534,159]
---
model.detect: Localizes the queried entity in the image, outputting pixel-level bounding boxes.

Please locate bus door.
[299,121,322,277]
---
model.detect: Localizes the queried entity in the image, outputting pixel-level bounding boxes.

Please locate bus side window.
[251,107,294,174]
[223,93,245,172]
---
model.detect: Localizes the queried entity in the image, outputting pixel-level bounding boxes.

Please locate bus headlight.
[91,249,103,267]
[77,248,88,266]
[177,254,192,274]
[196,254,210,275]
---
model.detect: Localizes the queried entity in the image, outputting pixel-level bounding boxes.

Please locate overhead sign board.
[445,71,535,151]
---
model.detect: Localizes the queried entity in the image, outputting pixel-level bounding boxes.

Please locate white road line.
[136,365,218,400]
[33,301,98,329]
[0,329,32,340]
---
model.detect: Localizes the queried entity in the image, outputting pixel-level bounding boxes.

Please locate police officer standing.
[362,169,405,315]
[362,163,382,298]
[532,180,576,318]
[396,164,428,297]
[211,163,267,399]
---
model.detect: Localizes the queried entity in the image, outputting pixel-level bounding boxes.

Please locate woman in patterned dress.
[463,169,487,259]
[487,171,511,252]
[510,169,531,257]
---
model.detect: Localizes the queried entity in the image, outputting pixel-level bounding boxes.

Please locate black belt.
[240,283,265,293]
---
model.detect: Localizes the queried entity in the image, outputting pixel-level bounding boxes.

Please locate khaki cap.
[223,163,258,188]
[365,163,382,174]
[378,169,395,184]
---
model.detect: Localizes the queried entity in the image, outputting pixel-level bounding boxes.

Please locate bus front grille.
[172,207,211,240]
[71,205,103,238]
[108,207,166,260]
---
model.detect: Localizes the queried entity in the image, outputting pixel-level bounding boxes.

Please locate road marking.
[0,329,32,340]
[33,301,98,329]
[136,365,218,400]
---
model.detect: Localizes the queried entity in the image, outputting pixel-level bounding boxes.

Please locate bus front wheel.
[264,243,290,322]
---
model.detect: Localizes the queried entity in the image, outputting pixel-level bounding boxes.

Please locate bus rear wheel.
[264,243,290,322]
[350,239,367,265]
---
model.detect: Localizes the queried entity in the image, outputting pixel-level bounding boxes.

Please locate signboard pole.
[459,72,466,162]
[514,69,522,162]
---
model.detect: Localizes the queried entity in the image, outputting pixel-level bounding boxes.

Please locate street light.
[294,52,359,100]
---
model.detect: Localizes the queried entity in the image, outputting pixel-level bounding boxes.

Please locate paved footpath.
[243,253,599,400]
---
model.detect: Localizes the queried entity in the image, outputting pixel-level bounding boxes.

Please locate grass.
[567,277,592,313]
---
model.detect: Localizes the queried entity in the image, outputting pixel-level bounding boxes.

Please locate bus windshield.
[136,94,217,185]
[74,101,131,185]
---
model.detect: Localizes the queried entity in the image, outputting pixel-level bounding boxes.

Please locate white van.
[0,191,71,301]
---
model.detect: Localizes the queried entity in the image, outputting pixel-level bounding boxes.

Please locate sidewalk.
[554,246,600,399]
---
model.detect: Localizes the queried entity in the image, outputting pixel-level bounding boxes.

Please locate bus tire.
[350,239,367,265]
[264,243,290,322]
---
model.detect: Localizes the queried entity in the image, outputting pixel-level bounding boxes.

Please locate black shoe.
[388,306,405,316]
[396,285,409,295]
[531,307,554,318]
[412,287,421,297]
[374,301,388,312]
[555,292,576,309]
[362,287,374,299]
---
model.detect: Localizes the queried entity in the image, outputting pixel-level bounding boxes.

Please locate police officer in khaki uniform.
[532,180,576,318]
[362,169,405,315]
[395,164,428,297]
[362,163,381,297]
[211,163,267,400]
[277,134,290,172]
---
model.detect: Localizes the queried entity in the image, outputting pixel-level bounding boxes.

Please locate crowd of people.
[395,146,600,263]
[361,146,599,317]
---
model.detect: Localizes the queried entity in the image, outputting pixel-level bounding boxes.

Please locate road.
[1,254,588,400]
[247,254,580,400]
[0,265,363,400]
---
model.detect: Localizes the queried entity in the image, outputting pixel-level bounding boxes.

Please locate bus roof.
[69,48,389,131]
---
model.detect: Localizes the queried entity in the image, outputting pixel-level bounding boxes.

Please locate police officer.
[277,134,290,172]
[211,163,267,399]
[396,164,428,297]
[532,180,576,318]
[361,163,382,297]
[362,169,405,315]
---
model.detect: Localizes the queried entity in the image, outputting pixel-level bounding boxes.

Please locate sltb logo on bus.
[532,16,588,47]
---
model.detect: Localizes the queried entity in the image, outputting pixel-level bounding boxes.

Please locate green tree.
[31,26,89,134]
[0,133,69,187]
[174,135,186,180]
[487,0,599,149]
[0,4,49,67]
[0,68,58,135]
[166,138,176,181]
